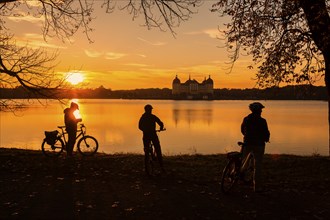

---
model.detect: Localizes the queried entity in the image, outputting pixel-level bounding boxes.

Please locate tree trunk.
[300,0,330,156]
[324,56,330,156]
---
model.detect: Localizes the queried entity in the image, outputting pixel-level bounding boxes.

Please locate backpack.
[44,130,59,145]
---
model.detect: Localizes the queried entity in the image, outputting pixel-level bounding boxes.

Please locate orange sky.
[6,1,323,90]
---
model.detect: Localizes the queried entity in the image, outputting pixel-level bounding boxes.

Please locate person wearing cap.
[64,102,82,157]
[241,102,270,192]
[139,104,165,173]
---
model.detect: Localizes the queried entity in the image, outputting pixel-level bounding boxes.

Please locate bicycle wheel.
[77,135,98,156]
[221,159,239,193]
[41,138,64,157]
[242,154,255,184]
[144,146,154,176]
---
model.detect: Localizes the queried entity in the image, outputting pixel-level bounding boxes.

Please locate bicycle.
[144,128,166,176]
[42,124,98,157]
[220,141,255,194]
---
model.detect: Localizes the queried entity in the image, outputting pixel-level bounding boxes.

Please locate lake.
[0,99,328,156]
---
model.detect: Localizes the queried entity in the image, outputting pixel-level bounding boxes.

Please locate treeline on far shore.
[0,85,327,100]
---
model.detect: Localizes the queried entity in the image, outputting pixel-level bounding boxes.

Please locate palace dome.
[173,75,181,84]
[206,75,213,84]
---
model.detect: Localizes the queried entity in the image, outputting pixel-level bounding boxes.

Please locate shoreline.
[1,146,329,157]
[1,147,330,219]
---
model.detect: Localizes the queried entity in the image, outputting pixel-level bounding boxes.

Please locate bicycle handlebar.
[57,123,85,129]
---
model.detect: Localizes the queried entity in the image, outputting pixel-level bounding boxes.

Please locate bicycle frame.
[57,124,86,146]
[236,142,254,173]
[148,142,157,160]
[144,128,165,175]
[239,153,250,172]
[220,141,255,193]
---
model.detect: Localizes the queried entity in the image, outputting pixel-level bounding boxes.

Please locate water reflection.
[172,108,213,126]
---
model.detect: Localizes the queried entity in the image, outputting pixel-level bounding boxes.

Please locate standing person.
[64,102,82,157]
[241,102,270,192]
[139,104,165,174]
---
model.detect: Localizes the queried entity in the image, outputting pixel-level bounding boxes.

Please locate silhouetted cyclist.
[241,102,270,192]
[64,102,82,157]
[139,104,165,173]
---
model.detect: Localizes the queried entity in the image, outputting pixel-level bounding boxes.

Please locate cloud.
[184,31,201,35]
[7,14,43,24]
[26,1,42,7]
[185,28,220,39]
[124,63,150,67]
[105,52,126,60]
[203,29,220,39]
[24,33,43,40]
[136,54,147,58]
[137,37,166,46]
[85,50,104,58]
[209,60,223,64]
[16,33,66,49]
[84,50,126,60]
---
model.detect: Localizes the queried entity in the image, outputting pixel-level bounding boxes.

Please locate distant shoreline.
[0,85,327,100]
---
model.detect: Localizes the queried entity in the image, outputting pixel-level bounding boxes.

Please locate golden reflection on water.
[172,109,213,127]
[0,99,328,155]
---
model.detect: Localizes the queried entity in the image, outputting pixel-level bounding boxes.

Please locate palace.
[172,75,214,99]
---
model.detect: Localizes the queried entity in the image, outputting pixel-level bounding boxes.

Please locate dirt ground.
[1,148,330,219]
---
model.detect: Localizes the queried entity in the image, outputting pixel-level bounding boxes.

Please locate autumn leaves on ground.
[1,148,330,219]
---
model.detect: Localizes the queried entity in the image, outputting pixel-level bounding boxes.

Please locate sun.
[66,72,84,85]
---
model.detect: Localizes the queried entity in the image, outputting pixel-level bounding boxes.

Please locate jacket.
[139,113,164,135]
[241,113,270,145]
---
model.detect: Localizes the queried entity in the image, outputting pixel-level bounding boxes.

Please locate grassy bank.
[1,148,330,219]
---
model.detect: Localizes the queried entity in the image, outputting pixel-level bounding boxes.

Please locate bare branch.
[115,0,202,36]
[0,33,65,109]
[212,0,328,88]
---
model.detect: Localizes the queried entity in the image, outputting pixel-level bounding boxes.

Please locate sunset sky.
[5,1,314,90]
